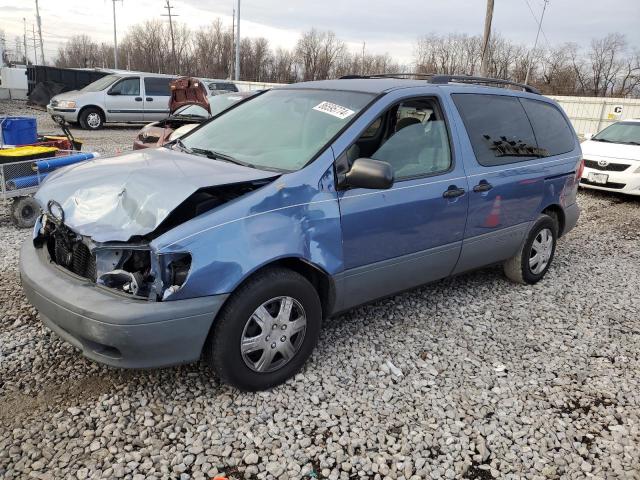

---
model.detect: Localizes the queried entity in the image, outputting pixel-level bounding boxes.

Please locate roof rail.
[429,74,540,94]
[338,73,540,94]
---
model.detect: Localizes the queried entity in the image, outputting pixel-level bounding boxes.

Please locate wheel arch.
[230,257,336,319]
[541,204,566,237]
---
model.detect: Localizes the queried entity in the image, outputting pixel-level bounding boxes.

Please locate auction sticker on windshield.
[313,101,355,120]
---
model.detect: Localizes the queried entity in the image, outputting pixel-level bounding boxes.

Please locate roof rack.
[429,74,540,94]
[339,73,541,95]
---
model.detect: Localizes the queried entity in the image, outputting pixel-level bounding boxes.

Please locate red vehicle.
[133,77,256,149]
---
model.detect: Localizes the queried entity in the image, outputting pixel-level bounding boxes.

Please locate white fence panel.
[548,95,640,138]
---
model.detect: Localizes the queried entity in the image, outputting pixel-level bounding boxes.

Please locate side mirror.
[108,90,121,96]
[344,158,394,190]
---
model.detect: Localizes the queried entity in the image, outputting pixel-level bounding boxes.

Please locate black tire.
[504,214,558,285]
[79,107,104,130]
[11,196,41,228]
[204,268,322,391]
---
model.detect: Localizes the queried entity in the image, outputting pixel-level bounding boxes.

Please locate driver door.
[105,77,142,122]
[336,96,469,310]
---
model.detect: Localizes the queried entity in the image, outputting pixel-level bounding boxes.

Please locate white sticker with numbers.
[312,101,355,120]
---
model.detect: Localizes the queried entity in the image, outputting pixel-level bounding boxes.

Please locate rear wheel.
[79,107,104,130]
[504,214,557,284]
[11,196,40,228]
[204,268,322,391]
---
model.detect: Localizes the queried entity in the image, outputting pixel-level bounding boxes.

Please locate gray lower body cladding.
[19,240,228,369]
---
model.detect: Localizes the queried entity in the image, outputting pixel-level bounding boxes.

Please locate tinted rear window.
[144,77,171,96]
[452,93,539,166]
[520,98,575,156]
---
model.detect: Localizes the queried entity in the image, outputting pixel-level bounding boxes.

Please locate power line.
[525,0,549,84]
[522,0,552,48]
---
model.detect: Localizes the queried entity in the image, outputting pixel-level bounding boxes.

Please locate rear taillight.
[576,158,585,180]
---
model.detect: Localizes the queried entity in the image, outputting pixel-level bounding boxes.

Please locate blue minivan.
[21,75,582,390]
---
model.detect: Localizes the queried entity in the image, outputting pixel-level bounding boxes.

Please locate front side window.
[181,89,373,171]
[109,78,140,96]
[344,98,452,180]
[144,77,171,96]
[593,121,640,145]
[520,98,575,156]
[452,93,539,166]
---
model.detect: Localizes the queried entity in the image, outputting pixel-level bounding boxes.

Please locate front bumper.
[19,240,228,369]
[47,104,79,123]
[580,166,640,196]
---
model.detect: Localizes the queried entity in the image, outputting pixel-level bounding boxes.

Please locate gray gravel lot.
[1,99,639,480]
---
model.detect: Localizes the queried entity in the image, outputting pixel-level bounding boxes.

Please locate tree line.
[51,19,640,97]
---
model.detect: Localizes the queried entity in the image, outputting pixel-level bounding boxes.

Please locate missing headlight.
[95,247,155,298]
[160,253,192,300]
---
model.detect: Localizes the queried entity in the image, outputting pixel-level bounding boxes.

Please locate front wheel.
[79,107,104,130]
[204,268,322,391]
[504,214,558,284]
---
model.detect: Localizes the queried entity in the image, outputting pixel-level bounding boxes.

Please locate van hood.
[581,139,640,161]
[51,90,81,102]
[35,147,279,242]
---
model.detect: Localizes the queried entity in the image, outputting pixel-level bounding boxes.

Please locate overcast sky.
[1,0,639,64]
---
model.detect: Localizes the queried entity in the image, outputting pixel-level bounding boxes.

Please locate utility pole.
[112,0,122,69]
[524,0,549,85]
[361,41,366,75]
[35,0,45,64]
[480,0,494,77]
[23,18,29,64]
[230,7,235,79]
[235,0,240,81]
[32,24,38,65]
[162,0,179,73]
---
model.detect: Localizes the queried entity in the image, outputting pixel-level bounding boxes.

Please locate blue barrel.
[32,152,97,173]
[0,117,38,145]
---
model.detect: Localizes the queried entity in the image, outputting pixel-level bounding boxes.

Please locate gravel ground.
[1,99,639,480]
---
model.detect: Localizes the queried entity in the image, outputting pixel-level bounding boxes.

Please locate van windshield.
[81,75,119,92]
[593,121,640,145]
[180,89,374,171]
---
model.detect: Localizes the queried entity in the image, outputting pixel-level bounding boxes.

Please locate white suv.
[580,119,640,196]
[47,73,177,130]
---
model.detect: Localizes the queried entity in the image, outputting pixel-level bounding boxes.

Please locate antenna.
[162,0,179,73]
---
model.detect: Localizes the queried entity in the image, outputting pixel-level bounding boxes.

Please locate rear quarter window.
[144,77,171,96]
[520,98,576,157]
[452,93,539,167]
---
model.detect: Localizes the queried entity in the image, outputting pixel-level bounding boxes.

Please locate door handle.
[442,185,466,199]
[134,97,142,102]
[146,97,153,101]
[473,180,493,192]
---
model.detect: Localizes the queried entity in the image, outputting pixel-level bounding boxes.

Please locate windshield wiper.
[191,148,254,168]
[624,141,640,145]
[171,138,193,153]
[592,138,612,142]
